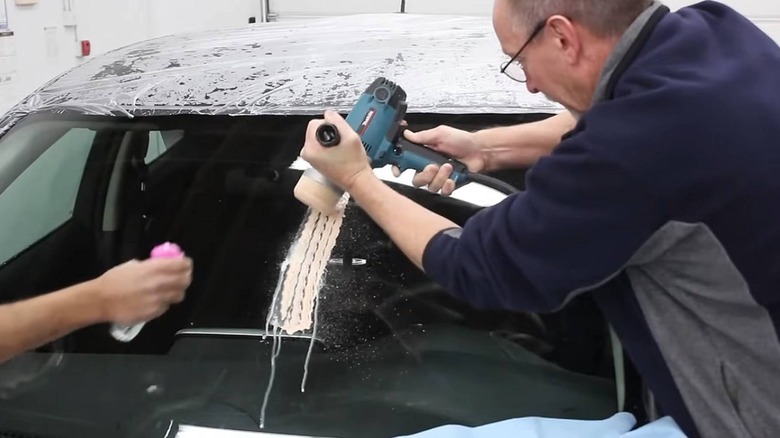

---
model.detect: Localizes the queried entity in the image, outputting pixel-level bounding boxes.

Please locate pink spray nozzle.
[150,242,183,259]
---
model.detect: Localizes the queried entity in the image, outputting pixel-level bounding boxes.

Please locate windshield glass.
[0,111,617,438]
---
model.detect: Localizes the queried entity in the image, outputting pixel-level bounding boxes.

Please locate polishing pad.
[294,174,343,216]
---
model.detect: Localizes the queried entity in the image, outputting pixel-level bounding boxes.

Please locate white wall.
[266,0,493,18]
[2,0,779,116]
[1,0,78,115]
[268,0,399,20]
[0,0,259,115]
[665,0,780,43]
[271,0,780,41]
[148,0,259,37]
[405,0,494,15]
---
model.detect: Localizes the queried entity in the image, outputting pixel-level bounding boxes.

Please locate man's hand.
[95,257,193,325]
[396,112,579,196]
[398,126,486,196]
[300,110,373,191]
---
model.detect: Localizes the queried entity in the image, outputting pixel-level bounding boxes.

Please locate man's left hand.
[300,110,372,191]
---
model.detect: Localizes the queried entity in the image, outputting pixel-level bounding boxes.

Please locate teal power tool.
[293,77,517,215]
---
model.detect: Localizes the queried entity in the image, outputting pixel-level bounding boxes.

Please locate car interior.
[0,111,650,438]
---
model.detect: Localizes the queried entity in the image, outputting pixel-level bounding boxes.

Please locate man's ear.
[547,15,581,64]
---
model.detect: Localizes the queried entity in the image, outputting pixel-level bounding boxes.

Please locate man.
[300,0,780,437]
[0,257,192,364]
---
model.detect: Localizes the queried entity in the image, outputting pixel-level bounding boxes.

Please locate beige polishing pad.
[293,175,343,217]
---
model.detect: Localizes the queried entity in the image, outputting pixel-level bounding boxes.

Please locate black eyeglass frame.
[499,19,548,82]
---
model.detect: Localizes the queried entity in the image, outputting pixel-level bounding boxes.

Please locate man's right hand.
[396,126,486,196]
[95,257,193,325]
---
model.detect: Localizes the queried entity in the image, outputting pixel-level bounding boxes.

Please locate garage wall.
[1,0,78,115]
[666,0,780,43]
[267,0,399,20]
[2,0,779,116]
[0,0,260,115]
[270,0,780,42]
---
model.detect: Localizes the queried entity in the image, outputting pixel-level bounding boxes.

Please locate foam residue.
[259,193,349,428]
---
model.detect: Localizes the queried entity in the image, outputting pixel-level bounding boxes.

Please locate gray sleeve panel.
[626,221,780,438]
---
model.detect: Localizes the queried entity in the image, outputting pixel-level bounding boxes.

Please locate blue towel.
[397,413,687,438]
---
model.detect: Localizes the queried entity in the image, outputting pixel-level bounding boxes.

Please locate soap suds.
[259,194,349,428]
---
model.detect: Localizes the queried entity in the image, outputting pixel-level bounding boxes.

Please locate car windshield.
[0,111,618,438]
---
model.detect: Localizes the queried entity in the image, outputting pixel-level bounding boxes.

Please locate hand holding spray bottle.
[109,242,184,342]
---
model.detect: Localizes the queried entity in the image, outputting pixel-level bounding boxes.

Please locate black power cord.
[467,173,521,196]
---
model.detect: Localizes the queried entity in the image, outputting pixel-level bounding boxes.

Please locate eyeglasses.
[500,19,547,83]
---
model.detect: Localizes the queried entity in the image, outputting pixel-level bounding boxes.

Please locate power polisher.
[294,77,475,216]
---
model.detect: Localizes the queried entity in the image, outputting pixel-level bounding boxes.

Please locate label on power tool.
[358,109,376,136]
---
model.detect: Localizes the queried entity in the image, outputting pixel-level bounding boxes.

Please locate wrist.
[344,165,376,193]
[472,130,493,172]
[73,278,110,324]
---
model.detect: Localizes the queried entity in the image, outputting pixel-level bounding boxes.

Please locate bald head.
[506,0,653,37]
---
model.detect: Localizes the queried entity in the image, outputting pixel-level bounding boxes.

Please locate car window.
[0,112,617,438]
[0,126,95,265]
[146,129,184,164]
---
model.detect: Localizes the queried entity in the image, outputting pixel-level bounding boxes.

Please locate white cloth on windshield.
[397,413,686,438]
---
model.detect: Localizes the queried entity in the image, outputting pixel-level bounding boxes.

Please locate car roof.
[1,13,561,130]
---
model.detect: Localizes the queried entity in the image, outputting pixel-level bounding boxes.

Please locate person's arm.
[302,109,664,313]
[402,111,577,194]
[475,110,577,171]
[348,144,662,311]
[301,111,461,268]
[0,257,192,364]
[0,281,103,363]
[349,169,458,269]
[420,146,663,312]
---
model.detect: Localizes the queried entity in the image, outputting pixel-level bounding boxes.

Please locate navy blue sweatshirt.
[422,2,780,437]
